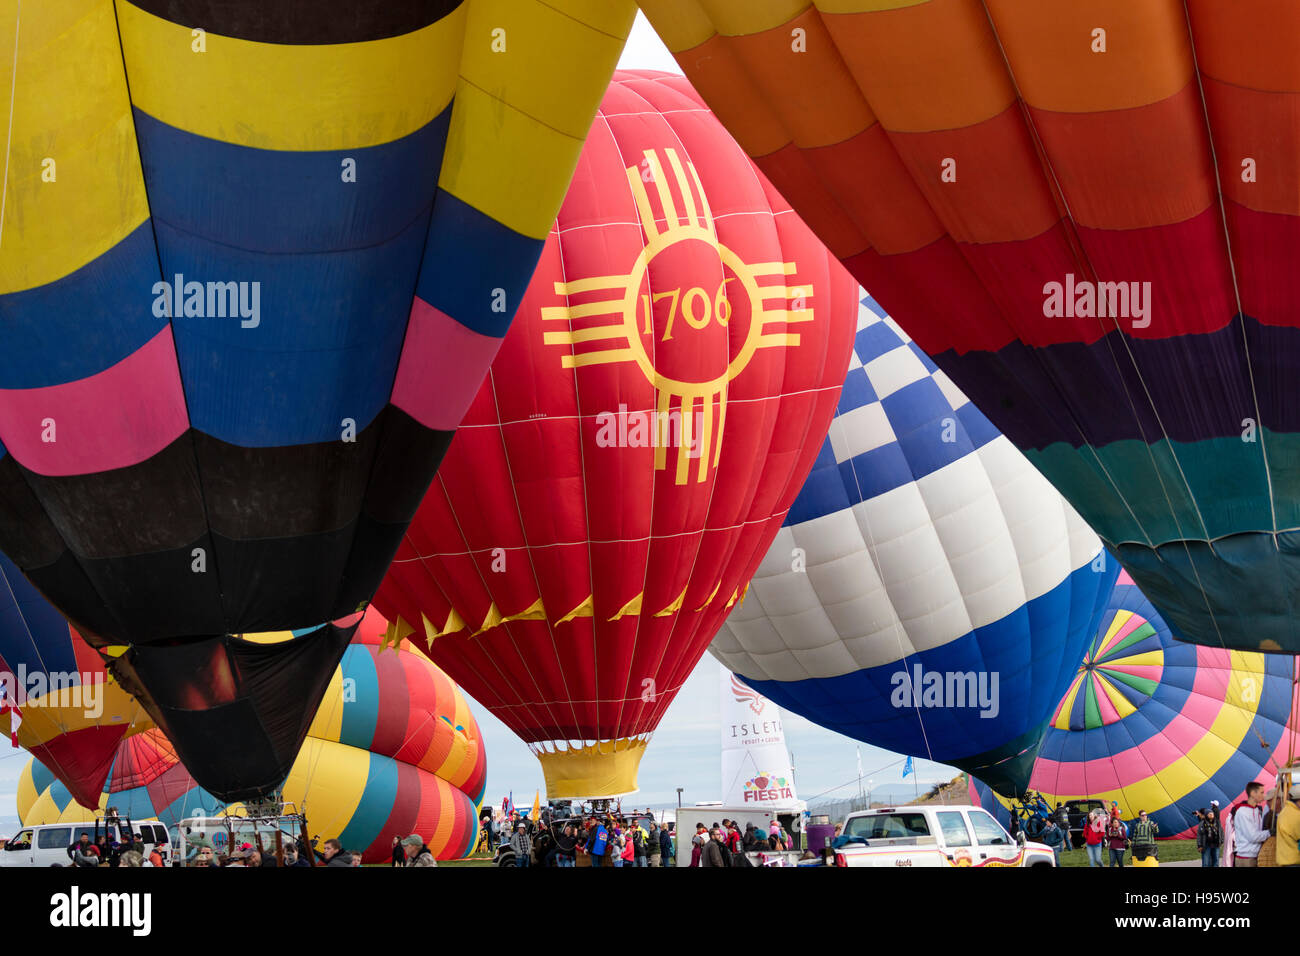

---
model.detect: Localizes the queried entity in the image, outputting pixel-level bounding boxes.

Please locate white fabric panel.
[862,345,929,399]
[828,401,893,463]
[930,369,970,412]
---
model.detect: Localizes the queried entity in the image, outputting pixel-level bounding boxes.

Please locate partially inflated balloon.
[712,294,1115,794]
[638,1,1300,653]
[969,570,1300,835]
[19,612,487,861]
[374,71,856,798]
[0,1,634,799]
[0,553,151,807]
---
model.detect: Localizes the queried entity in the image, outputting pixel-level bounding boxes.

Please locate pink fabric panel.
[392,299,503,432]
[0,326,188,476]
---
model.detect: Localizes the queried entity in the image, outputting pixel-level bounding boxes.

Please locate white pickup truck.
[825,805,1055,868]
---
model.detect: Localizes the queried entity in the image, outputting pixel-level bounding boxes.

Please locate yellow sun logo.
[540,148,814,484]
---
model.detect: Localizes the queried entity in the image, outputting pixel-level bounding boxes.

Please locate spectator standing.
[1105,815,1127,867]
[509,824,533,868]
[659,824,674,867]
[1084,809,1106,867]
[700,829,725,867]
[1196,809,1221,868]
[1232,782,1267,867]
[1130,810,1158,863]
[1277,781,1300,868]
[1040,818,1064,866]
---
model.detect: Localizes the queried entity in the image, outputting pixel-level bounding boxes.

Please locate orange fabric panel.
[822,0,1015,132]
[890,104,1061,243]
[803,122,947,254]
[1030,81,1216,230]
[673,34,791,157]
[1204,77,1300,216]
[721,7,876,149]
[987,0,1192,112]
[1188,0,1300,92]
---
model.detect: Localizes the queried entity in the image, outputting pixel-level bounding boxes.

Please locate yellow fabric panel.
[440,0,635,238]
[637,0,718,50]
[239,631,295,645]
[0,0,147,294]
[687,0,810,37]
[1052,675,1083,731]
[536,738,647,798]
[986,0,1193,113]
[306,667,347,744]
[280,737,368,838]
[20,788,62,824]
[1098,675,1137,721]
[115,0,462,150]
[15,762,38,820]
[17,681,140,746]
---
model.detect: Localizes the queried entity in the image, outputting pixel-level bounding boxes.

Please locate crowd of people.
[1033,777,1300,867]
[684,818,795,867]
[485,809,675,867]
[62,830,440,867]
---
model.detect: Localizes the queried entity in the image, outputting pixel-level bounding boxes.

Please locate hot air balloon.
[0,553,151,807]
[0,1,635,799]
[712,292,1115,794]
[969,568,1300,837]
[637,1,1300,654]
[373,70,857,798]
[18,612,487,862]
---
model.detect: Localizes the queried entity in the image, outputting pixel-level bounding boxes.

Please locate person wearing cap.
[1196,805,1222,868]
[509,823,533,868]
[402,833,437,867]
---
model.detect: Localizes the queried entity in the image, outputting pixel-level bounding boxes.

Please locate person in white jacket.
[1231,782,1268,866]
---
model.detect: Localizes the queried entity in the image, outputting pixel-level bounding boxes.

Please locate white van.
[0,818,171,867]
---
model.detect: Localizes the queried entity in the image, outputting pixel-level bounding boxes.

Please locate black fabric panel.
[195,426,377,541]
[3,436,207,557]
[126,0,464,44]
[362,406,453,525]
[210,524,360,631]
[113,619,357,802]
[0,455,67,567]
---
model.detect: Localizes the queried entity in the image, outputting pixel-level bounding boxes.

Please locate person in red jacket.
[1084,809,1107,867]
[725,821,743,856]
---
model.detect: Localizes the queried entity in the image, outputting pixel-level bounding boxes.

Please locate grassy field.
[1057,839,1201,867]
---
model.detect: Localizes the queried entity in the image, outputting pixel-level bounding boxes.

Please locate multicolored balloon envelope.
[18,612,487,862]
[374,70,857,798]
[0,553,152,807]
[638,1,1300,654]
[970,569,1300,836]
[712,294,1116,795]
[0,1,634,800]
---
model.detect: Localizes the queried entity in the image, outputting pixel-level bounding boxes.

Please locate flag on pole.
[902,756,914,779]
[856,747,862,780]
[531,790,541,821]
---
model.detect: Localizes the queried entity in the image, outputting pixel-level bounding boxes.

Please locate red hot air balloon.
[374,71,857,799]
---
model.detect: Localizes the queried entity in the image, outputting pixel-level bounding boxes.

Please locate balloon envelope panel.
[17,614,487,861]
[713,294,1116,794]
[971,570,1300,836]
[636,1,1300,654]
[373,71,858,798]
[0,0,634,800]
